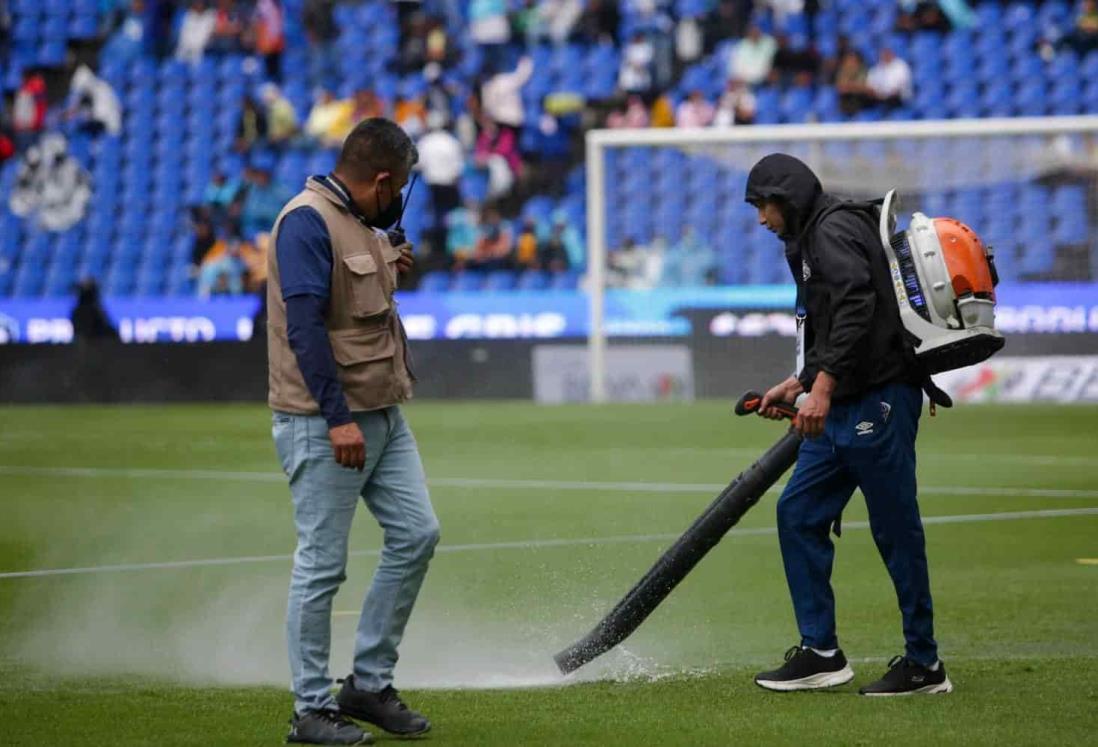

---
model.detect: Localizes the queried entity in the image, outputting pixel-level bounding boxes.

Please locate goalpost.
[585,116,1098,403]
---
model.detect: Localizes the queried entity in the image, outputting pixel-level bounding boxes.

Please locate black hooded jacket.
[745,153,917,401]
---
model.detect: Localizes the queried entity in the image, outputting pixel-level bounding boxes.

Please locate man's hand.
[794,371,836,438]
[329,422,366,471]
[760,376,803,420]
[394,243,415,275]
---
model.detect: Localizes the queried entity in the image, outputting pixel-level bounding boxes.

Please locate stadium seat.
[452,272,486,292]
[549,270,580,291]
[417,272,452,293]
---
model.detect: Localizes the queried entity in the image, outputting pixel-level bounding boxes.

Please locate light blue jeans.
[272,406,439,715]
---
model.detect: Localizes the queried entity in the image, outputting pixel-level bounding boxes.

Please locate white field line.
[0,506,1095,580]
[0,465,1096,499]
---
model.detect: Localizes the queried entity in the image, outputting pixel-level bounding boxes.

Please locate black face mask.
[370,180,403,229]
[369,173,417,230]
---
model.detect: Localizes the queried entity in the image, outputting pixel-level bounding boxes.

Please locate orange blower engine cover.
[932,218,997,302]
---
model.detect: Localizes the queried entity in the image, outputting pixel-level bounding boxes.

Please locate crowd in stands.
[1,0,1097,301]
[608,227,719,288]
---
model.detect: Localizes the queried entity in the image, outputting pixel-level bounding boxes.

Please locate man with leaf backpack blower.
[744,153,999,696]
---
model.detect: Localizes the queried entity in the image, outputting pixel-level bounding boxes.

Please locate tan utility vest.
[267,178,414,415]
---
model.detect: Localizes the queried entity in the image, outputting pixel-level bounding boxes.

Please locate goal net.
[583,116,1098,403]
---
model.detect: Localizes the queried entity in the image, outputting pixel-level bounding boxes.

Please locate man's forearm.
[812,370,837,399]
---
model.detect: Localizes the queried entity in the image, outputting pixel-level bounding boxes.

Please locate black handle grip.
[734,390,798,420]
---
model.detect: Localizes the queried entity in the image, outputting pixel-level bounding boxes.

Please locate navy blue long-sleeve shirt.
[276,204,353,428]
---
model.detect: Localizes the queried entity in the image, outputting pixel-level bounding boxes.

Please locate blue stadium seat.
[417,272,451,293]
[483,270,518,292]
[516,270,550,291]
[452,272,485,292]
[549,270,580,290]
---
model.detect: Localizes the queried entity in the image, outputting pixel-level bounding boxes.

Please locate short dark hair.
[337,118,418,182]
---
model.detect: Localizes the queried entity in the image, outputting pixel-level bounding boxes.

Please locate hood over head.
[744,153,823,239]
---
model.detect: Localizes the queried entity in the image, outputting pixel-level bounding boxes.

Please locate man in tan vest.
[268,118,437,746]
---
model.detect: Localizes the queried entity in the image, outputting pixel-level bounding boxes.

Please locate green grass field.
[1,402,1096,746]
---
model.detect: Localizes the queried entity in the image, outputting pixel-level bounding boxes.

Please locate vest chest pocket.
[342,253,391,319]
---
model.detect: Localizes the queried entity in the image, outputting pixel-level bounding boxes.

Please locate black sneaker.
[755,646,855,692]
[336,676,431,736]
[287,710,374,745]
[859,655,953,696]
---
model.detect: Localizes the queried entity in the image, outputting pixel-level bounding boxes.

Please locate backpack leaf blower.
[879,189,1005,374]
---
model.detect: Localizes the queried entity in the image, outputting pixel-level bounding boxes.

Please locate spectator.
[71,280,119,341]
[416,118,465,244]
[867,47,913,108]
[513,0,545,46]
[235,94,268,152]
[632,3,674,90]
[394,89,429,140]
[1063,0,1098,55]
[702,0,751,53]
[260,83,298,145]
[714,78,757,126]
[834,49,872,116]
[240,164,290,239]
[423,74,456,126]
[650,93,675,127]
[675,14,704,66]
[660,228,713,286]
[475,120,521,187]
[446,204,479,262]
[198,233,254,297]
[303,0,338,86]
[252,0,285,79]
[190,207,218,268]
[606,95,650,128]
[821,33,854,83]
[304,89,353,147]
[728,24,778,86]
[540,0,584,46]
[243,231,270,292]
[64,64,123,137]
[469,0,511,71]
[351,88,387,122]
[10,135,93,231]
[425,17,451,65]
[471,208,513,269]
[896,1,952,33]
[515,219,540,269]
[764,0,804,25]
[203,170,242,228]
[580,0,620,42]
[110,0,148,62]
[608,237,649,288]
[398,11,430,73]
[676,90,715,128]
[0,126,14,164]
[549,209,584,267]
[145,0,176,58]
[619,32,654,94]
[538,222,571,271]
[770,33,821,84]
[176,0,216,64]
[209,0,245,53]
[481,56,534,137]
[12,71,48,150]
[0,0,8,61]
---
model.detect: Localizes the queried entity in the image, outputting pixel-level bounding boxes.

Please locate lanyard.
[794,258,808,376]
